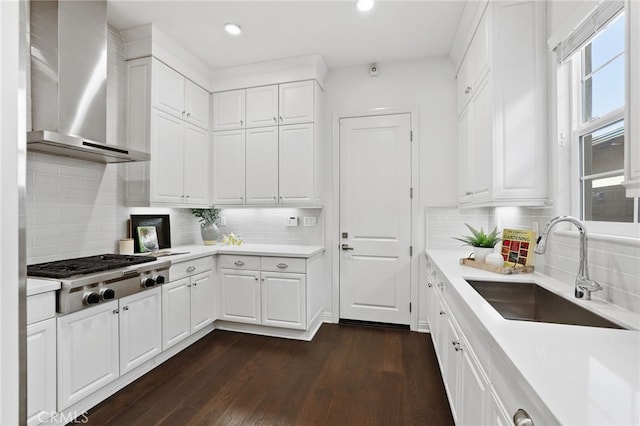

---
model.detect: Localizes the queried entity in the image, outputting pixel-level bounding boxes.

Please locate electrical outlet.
[287,216,298,227]
[303,216,317,227]
[220,216,227,226]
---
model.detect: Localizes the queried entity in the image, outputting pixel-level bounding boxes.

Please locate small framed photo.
[137,226,159,253]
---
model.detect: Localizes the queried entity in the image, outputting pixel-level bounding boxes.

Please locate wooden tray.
[460,258,534,275]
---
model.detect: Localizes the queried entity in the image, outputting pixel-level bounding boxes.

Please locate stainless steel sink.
[466,280,625,329]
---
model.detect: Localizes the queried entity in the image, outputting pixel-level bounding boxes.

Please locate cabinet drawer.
[27,291,56,325]
[260,257,305,273]
[218,255,261,270]
[170,256,213,281]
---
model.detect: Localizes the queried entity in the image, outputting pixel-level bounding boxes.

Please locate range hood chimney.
[28,0,149,163]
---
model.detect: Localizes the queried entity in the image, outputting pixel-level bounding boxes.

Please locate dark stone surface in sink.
[466,280,624,330]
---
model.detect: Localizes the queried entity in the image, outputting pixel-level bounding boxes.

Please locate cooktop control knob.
[153,275,165,285]
[83,292,100,305]
[100,288,115,301]
[141,277,156,288]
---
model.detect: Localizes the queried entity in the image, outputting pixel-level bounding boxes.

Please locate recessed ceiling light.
[356,0,374,12]
[224,23,242,36]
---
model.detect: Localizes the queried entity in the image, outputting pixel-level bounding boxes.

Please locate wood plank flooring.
[85,323,454,426]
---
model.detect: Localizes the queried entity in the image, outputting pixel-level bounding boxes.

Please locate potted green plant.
[191,208,221,245]
[453,224,501,262]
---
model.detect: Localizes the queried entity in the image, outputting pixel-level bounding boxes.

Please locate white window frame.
[564,10,640,237]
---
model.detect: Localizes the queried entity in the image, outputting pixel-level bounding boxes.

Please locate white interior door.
[339,113,412,325]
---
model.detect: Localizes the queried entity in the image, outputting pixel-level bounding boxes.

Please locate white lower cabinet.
[426,255,556,426]
[57,301,120,410]
[218,255,310,330]
[162,269,215,350]
[58,289,163,410]
[261,271,306,329]
[119,288,162,374]
[27,317,56,426]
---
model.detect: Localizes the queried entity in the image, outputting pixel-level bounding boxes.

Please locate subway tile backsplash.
[426,206,640,315]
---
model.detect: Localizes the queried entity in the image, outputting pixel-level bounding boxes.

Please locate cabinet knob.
[182,111,186,117]
[193,282,198,287]
[234,260,245,266]
[276,263,288,269]
[123,306,129,311]
[427,283,433,288]
[186,266,196,273]
[240,119,244,126]
[187,112,191,118]
[255,276,259,281]
[113,309,119,314]
[464,86,472,94]
[279,116,283,122]
[513,409,534,426]
[439,311,446,316]
[273,117,277,123]
[465,191,473,196]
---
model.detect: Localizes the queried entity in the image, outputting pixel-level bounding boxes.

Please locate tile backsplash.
[426,206,640,314]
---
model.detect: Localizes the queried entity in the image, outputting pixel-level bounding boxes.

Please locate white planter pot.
[473,247,494,263]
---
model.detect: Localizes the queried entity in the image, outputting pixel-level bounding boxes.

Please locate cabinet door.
[459,341,489,425]
[278,123,314,204]
[27,318,56,426]
[212,129,246,205]
[184,124,211,206]
[444,313,462,423]
[162,278,191,350]
[219,268,261,324]
[469,77,493,202]
[151,110,185,204]
[57,301,119,410]
[457,55,472,113]
[190,270,215,333]
[261,271,306,330]
[458,106,473,204]
[279,81,314,125]
[153,59,185,119]
[488,387,512,426]
[626,0,640,196]
[246,127,279,204]
[212,89,246,131]
[119,288,162,374]
[246,85,278,128]
[185,79,210,130]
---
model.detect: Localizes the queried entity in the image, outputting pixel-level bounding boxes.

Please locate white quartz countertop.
[426,249,640,426]
[26,278,61,296]
[150,243,325,263]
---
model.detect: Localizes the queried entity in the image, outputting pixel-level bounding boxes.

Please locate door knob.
[341,244,354,251]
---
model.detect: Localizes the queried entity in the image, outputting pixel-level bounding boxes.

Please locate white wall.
[323,57,458,323]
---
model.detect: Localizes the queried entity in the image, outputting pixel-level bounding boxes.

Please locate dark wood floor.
[85,323,454,426]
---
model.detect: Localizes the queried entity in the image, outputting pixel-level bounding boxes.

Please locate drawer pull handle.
[513,409,534,426]
[186,266,196,273]
[276,263,288,269]
[234,260,245,266]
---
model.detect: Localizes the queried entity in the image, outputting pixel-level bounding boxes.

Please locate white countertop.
[154,243,325,263]
[26,277,61,296]
[427,249,640,426]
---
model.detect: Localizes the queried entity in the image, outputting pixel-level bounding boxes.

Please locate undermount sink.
[466,280,625,330]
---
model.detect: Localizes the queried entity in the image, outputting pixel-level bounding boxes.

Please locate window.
[569,11,639,226]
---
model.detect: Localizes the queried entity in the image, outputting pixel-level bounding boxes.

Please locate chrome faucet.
[534,215,602,300]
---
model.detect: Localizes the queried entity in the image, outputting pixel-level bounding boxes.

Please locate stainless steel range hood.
[28,0,149,163]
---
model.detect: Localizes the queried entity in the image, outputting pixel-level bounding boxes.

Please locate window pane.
[589,13,625,73]
[583,177,634,222]
[582,55,624,122]
[581,120,624,176]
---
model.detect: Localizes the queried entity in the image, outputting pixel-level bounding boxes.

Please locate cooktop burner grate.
[27,254,157,279]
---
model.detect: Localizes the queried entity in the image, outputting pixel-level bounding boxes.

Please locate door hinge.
[410,246,413,256]
[410,131,413,142]
[410,187,413,199]
[409,302,412,313]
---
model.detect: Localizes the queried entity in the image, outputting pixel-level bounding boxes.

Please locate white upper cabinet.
[279,123,315,204]
[126,57,212,207]
[279,81,314,125]
[212,89,246,131]
[246,85,279,128]
[625,0,640,197]
[212,129,246,205]
[211,80,322,206]
[152,59,210,130]
[246,126,279,205]
[457,1,547,207]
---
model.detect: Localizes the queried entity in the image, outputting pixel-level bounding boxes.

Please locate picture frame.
[130,214,172,253]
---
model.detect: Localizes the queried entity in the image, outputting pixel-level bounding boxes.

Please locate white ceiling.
[107,0,465,71]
